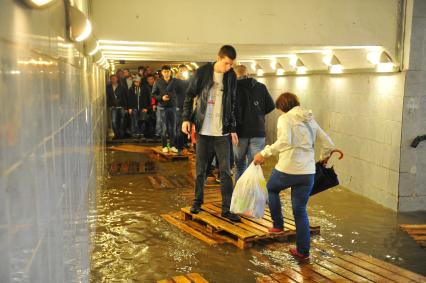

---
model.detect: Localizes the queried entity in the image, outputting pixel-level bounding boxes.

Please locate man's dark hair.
[218,45,237,60]
[161,65,171,71]
[123,68,130,72]
[138,66,145,71]
[146,74,155,78]
[178,64,187,69]
[110,74,117,80]
[275,92,300,113]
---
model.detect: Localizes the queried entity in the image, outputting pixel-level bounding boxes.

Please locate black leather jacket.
[182,62,237,134]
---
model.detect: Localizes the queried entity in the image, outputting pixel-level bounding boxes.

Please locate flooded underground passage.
[1,0,426,282]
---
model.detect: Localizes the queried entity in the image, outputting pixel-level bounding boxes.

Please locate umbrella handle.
[321,149,344,165]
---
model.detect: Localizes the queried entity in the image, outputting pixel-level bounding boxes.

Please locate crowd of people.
[106,45,335,260]
[106,64,190,155]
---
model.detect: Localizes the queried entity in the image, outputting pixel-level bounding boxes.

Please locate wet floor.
[90,145,426,282]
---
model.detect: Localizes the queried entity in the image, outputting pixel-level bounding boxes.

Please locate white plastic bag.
[230,163,268,218]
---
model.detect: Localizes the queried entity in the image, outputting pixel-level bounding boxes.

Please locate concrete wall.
[259,72,405,211]
[92,0,400,56]
[0,0,105,282]
[399,0,426,211]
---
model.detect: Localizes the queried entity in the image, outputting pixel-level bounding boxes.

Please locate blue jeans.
[233,137,265,181]
[159,107,175,147]
[111,107,126,138]
[194,134,233,213]
[130,109,145,136]
[155,105,163,136]
[267,169,314,255]
[174,108,184,150]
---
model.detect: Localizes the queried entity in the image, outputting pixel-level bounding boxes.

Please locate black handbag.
[311,150,343,196]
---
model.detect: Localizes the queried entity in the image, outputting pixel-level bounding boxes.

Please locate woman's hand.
[253,153,265,165]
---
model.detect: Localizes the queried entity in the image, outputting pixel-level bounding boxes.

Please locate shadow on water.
[90,148,426,282]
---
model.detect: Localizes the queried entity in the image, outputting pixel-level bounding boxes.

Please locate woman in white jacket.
[254,92,335,260]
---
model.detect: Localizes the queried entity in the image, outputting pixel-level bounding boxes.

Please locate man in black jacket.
[152,65,178,153]
[182,45,240,222]
[127,77,151,138]
[106,74,128,139]
[174,64,190,155]
[233,65,275,181]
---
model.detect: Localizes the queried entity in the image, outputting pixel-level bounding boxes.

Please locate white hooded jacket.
[261,106,335,174]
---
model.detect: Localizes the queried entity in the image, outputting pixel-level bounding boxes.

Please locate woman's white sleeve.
[315,122,335,159]
[261,117,291,157]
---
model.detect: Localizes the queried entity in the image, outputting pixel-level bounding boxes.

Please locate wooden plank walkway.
[108,161,155,175]
[110,144,152,154]
[162,201,320,249]
[400,224,426,249]
[257,251,426,283]
[157,272,209,283]
[151,146,191,161]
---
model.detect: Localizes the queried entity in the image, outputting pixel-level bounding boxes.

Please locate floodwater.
[90,146,426,282]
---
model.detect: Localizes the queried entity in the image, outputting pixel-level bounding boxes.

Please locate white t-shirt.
[200,72,224,136]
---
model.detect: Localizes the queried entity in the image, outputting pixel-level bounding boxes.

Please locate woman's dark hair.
[275,92,300,113]
[218,45,237,60]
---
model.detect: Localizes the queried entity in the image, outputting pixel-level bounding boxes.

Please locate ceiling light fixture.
[67,5,92,42]
[20,0,57,8]
[275,62,284,75]
[256,64,264,76]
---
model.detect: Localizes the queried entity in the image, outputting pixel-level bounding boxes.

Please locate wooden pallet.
[163,202,320,249]
[400,224,426,249]
[107,137,160,145]
[110,144,152,154]
[257,251,426,283]
[108,161,155,175]
[157,272,209,283]
[151,146,190,161]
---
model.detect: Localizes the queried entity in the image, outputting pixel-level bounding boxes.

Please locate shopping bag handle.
[321,149,344,165]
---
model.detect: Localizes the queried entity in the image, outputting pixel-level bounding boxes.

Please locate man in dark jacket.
[182,45,240,222]
[233,65,275,181]
[106,74,128,139]
[127,77,151,138]
[174,64,190,154]
[152,65,178,153]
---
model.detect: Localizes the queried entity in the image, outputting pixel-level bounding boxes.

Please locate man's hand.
[253,153,265,165]
[142,108,148,113]
[128,109,132,114]
[231,132,239,145]
[162,95,170,101]
[182,121,191,135]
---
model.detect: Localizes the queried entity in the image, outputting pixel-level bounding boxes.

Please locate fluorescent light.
[251,61,257,71]
[190,62,199,69]
[88,41,99,56]
[255,64,264,76]
[323,54,341,66]
[367,51,382,65]
[99,45,151,51]
[330,65,343,73]
[296,66,307,74]
[270,59,277,70]
[68,6,92,42]
[289,56,298,67]
[276,68,285,75]
[275,62,284,75]
[22,0,56,8]
[75,20,92,42]
[377,63,394,72]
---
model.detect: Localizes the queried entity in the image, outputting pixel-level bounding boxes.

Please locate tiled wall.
[399,0,426,211]
[258,72,405,211]
[0,1,105,282]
